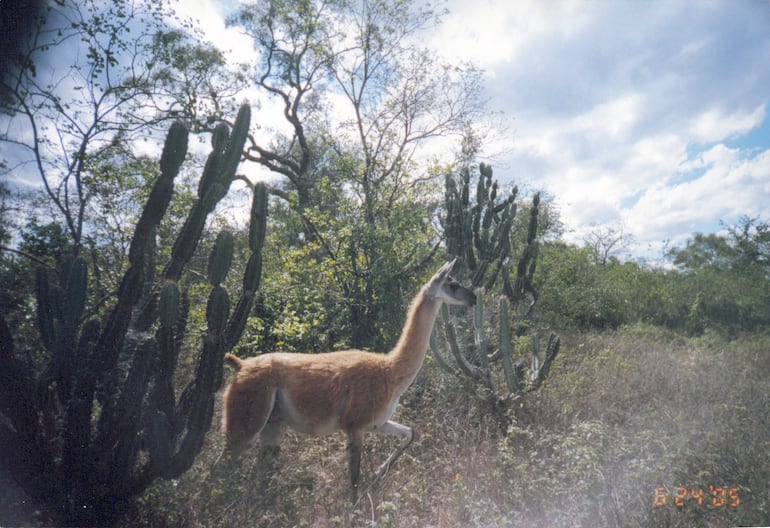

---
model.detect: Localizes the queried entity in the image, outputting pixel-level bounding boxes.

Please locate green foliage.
[0,106,267,527]
[667,217,770,335]
[230,0,484,351]
[535,217,770,336]
[535,242,627,329]
[252,168,439,352]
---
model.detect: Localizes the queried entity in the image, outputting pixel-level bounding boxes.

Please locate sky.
[427,0,770,261]
[4,0,765,262]
[174,0,770,263]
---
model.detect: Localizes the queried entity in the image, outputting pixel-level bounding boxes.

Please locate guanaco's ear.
[433,258,457,283]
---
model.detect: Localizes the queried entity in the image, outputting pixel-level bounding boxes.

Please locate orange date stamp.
[654,485,740,508]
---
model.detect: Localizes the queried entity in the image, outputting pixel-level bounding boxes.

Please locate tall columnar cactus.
[0,104,268,526]
[444,163,517,290]
[432,163,559,410]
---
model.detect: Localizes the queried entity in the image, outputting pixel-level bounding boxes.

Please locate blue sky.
[429,0,770,261]
[177,0,770,262]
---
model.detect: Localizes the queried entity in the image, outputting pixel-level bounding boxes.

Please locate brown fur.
[220,261,475,499]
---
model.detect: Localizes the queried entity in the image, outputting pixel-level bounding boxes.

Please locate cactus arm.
[94,121,188,375]
[429,330,457,374]
[164,333,221,478]
[530,333,560,391]
[224,252,261,349]
[35,267,56,352]
[152,282,182,418]
[499,297,521,392]
[219,104,251,183]
[442,304,484,381]
[473,288,495,391]
[163,103,251,282]
[208,231,234,286]
[249,182,268,251]
[197,123,229,197]
[225,183,267,350]
[129,121,188,264]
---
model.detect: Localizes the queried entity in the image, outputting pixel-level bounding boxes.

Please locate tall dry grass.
[119,326,770,527]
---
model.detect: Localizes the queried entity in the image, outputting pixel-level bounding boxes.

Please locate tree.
[232,0,486,349]
[582,222,634,265]
[671,216,770,275]
[727,216,770,272]
[667,216,770,335]
[0,0,245,255]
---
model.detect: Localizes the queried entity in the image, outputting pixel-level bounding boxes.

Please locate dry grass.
[119,326,770,527]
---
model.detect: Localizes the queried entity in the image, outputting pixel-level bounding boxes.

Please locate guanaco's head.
[425,259,476,306]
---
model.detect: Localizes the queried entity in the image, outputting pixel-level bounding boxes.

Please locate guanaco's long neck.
[388,289,441,394]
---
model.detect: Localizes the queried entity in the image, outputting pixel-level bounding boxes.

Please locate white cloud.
[572,94,644,142]
[430,0,770,261]
[432,0,591,71]
[623,144,770,256]
[173,0,254,60]
[689,104,766,144]
[176,0,770,262]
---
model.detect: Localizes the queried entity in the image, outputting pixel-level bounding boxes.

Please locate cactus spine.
[0,104,266,526]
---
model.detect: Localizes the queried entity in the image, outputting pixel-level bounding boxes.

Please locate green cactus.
[163,104,251,283]
[198,122,229,197]
[0,104,268,526]
[250,181,268,252]
[530,333,561,390]
[432,162,559,413]
[509,192,540,305]
[61,255,87,324]
[158,282,180,328]
[220,104,251,181]
[208,231,234,286]
[206,287,231,334]
[35,267,56,352]
[443,163,518,291]
[498,297,520,393]
[160,120,190,176]
[225,183,267,350]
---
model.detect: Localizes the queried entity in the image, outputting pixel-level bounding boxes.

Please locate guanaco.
[221,260,476,500]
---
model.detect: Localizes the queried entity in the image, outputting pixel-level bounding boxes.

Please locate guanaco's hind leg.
[348,421,414,504]
[374,421,415,481]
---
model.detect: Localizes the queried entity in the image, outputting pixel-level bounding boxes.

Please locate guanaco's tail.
[224,353,243,370]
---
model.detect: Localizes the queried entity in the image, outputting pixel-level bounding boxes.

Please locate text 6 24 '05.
[654,486,740,508]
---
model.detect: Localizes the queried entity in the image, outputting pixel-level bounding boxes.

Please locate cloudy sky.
[147,0,770,263]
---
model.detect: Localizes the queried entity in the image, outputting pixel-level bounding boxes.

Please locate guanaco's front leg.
[346,430,364,502]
